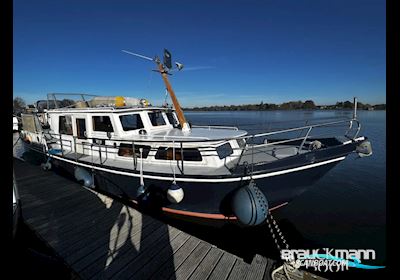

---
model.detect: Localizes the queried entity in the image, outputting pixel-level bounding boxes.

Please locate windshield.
[166,111,179,127]
[148,111,166,126]
[120,114,144,131]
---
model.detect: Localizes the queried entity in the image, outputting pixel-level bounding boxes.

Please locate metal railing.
[35,117,361,177]
[191,125,239,131]
[247,118,360,148]
[47,93,98,109]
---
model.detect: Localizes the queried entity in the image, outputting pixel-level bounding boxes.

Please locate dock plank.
[227,259,250,280]
[108,227,182,280]
[25,196,117,244]
[208,252,237,280]
[21,184,83,210]
[172,241,212,280]
[104,225,181,279]
[73,218,163,273]
[54,207,138,253]
[23,189,98,222]
[246,254,268,280]
[14,158,323,280]
[134,232,191,280]
[31,197,119,235]
[188,246,224,280]
[18,183,82,207]
[151,236,201,280]
[61,208,155,262]
[77,220,169,278]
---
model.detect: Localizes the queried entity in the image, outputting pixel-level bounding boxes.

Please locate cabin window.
[93,116,114,132]
[166,111,179,127]
[237,139,246,149]
[118,143,150,158]
[59,116,73,135]
[76,118,87,139]
[148,111,166,126]
[21,114,38,133]
[155,147,202,161]
[216,143,233,159]
[120,114,144,131]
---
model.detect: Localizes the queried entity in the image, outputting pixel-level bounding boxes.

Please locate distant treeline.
[13,97,76,114]
[184,100,386,111]
[13,96,386,114]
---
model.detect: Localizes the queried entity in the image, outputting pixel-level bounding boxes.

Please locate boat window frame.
[59,115,73,135]
[75,118,87,139]
[166,110,179,128]
[147,110,167,127]
[119,113,145,131]
[117,143,151,159]
[92,115,114,133]
[154,147,203,162]
[216,142,234,159]
[21,114,39,133]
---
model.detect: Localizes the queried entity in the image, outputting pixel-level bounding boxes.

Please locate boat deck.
[58,144,306,177]
[14,158,327,280]
[150,127,248,141]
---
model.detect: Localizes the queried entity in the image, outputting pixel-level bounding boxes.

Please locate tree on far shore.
[183,99,385,111]
[60,99,75,107]
[302,100,316,109]
[13,97,26,114]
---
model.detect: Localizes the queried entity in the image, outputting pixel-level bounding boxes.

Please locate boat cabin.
[33,105,247,174]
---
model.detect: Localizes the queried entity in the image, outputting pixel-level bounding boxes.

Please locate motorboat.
[18,49,372,226]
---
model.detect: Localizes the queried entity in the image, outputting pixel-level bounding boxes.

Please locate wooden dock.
[14,158,325,280]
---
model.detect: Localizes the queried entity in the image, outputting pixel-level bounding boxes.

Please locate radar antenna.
[122,49,190,133]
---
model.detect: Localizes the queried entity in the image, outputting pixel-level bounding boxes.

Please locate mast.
[156,61,190,132]
[122,49,191,133]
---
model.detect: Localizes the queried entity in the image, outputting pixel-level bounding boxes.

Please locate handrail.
[38,117,361,177]
[251,137,308,149]
[250,119,356,139]
[191,125,239,131]
[41,118,358,144]
[47,93,98,110]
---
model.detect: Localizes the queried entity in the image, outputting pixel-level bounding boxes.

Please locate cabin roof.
[146,127,248,141]
[45,106,171,114]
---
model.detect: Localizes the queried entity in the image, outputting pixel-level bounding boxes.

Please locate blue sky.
[13,0,386,107]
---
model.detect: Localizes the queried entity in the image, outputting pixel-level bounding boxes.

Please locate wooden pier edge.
[13,158,326,280]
